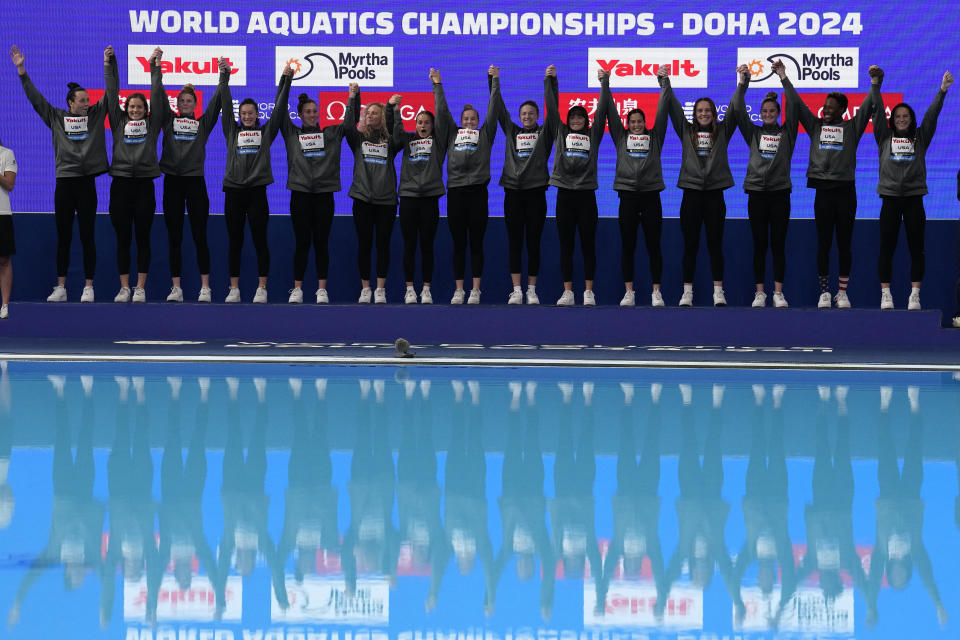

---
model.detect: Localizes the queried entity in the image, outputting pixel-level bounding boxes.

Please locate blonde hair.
[358,102,389,142]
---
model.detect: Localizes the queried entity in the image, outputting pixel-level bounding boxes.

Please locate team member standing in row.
[496,65,560,305]
[550,68,610,307]
[603,65,670,308]
[662,67,739,307]
[219,59,290,303]
[104,46,163,303]
[278,77,359,304]
[433,66,501,305]
[344,96,401,303]
[0,137,16,319]
[152,49,223,303]
[11,45,107,303]
[871,68,951,310]
[394,77,447,305]
[733,60,801,309]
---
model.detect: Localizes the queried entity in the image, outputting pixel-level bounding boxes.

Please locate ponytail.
[297,92,317,116]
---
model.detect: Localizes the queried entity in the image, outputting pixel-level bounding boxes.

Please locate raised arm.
[652,67,671,146]
[870,80,889,144]
[776,60,801,138]
[150,48,171,125]
[482,66,502,143]
[10,46,58,127]
[104,46,122,129]
[777,63,817,132]
[200,81,223,131]
[266,65,292,141]
[723,71,745,141]
[494,70,514,135]
[430,68,456,143]
[919,71,951,142]
[544,65,560,134]
[602,74,624,144]
[732,64,755,143]
[659,74,687,138]
[388,94,405,146]
[855,65,883,136]
[218,57,236,136]
[590,71,610,145]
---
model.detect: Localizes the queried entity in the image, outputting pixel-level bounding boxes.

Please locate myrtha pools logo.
[736,48,859,88]
[275,47,393,87]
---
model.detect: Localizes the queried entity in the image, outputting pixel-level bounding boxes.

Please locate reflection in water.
[0,369,958,639]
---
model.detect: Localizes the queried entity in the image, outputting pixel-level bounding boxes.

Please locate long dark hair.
[888,102,918,141]
[689,97,720,147]
[297,92,317,117]
[66,82,86,106]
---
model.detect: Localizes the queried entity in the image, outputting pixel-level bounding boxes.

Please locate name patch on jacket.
[237,130,262,154]
[362,141,388,165]
[890,136,916,162]
[696,131,713,156]
[819,125,844,150]
[173,117,199,141]
[564,133,590,159]
[515,132,539,158]
[409,137,433,162]
[64,116,89,141]
[299,132,325,157]
[627,134,650,159]
[758,133,781,159]
[123,119,148,144]
[454,128,479,152]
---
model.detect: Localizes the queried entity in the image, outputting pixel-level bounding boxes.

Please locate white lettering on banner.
[564,132,590,158]
[128,10,241,34]
[408,137,434,161]
[890,136,916,161]
[236,130,262,154]
[736,48,859,88]
[275,46,393,87]
[696,131,713,156]
[127,44,246,86]
[173,117,199,140]
[398,12,656,36]
[453,128,479,151]
[627,133,650,158]
[123,119,148,144]
[272,576,389,623]
[588,48,708,88]
[515,132,539,157]
[682,12,771,35]
[298,132,325,157]
[64,116,89,141]
[819,124,844,150]
[362,141,389,164]
[758,132,781,158]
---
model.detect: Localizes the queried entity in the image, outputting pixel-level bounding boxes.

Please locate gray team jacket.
[732,79,801,193]
[20,69,109,178]
[785,79,874,186]
[343,99,401,205]
[548,75,610,191]
[280,76,358,194]
[434,77,500,189]
[604,81,669,193]
[663,76,738,191]
[871,83,945,197]
[496,75,560,191]
[106,58,163,179]
[393,103,447,198]
[220,74,288,191]
[154,65,223,177]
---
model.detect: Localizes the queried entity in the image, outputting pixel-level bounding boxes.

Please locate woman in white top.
[0,138,17,320]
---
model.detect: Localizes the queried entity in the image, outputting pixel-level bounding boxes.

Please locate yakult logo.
[127,44,246,86]
[589,48,708,88]
[276,46,393,87]
[737,48,859,88]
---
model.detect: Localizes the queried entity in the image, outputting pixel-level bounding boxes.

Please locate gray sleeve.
[105,57,123,130]
[653,85,670,146]
[722,85,740,143]
[918,88,946,143]
[482,76,501,143]
[603,82,624,145]
[150,62,172,125]
[870,83,890,145]
[432,82,457,143]
[590,76,609,146]
[19,73,57,127]
[544,74,561,137]
[220,78,236,137]
[853,86,874,138]
[200,82,223,131]
[732,82,754,145]
[661,77,687,138]
[782,78,817,132]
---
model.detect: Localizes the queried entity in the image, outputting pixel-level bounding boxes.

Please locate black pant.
[163,174,210,277]
[53,176,98,279]
[352,199,396,281]
[447,185,489,281]
[814,183,857,277]
[679,188,726,282]
[504,187,547,276]
[109,176,156,276]
[618,191,663,284]
[290,191,335,281]
[556,188,598,282]
[399,196,440,283]
[878,195,925,283]
[224,186,270,278]
[747,190,791,284]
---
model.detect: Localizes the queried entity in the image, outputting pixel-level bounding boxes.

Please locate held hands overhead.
[737,64,751,84]
[868,64,884,85]
[488,65,499,78]
[429,67,441,85]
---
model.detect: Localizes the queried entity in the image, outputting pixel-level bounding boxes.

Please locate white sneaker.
[114,287,131,303]
[818,292,832,308]
[620,290,635,307]
[288,287,303,304]
[374,287,386,304]
[953,316,960,328]
[507,287,523,305]
[835,291,851,309]
[197,287,212,303]
[880,290,894,310]
[450,289,465,304]
[713,289,727,307]
[583,290,596,306]
[316,288,329,304]
[468,289,481,304]
[225,287,241,303]
[421,287,433,304]
[772,291,788,308]
[651,290,665,307]
[132,287,146,303]
[752,291,767,308]
[526,287,539,305]
[907,291,921,311]
[253,287,268,304]
[80,286,94,303]
[404,287,418,304]
[557,290,575,306]
[358,287,372,303]
[166,286,183,302]
[47,284,67,302]
[679,290,694,307]
[0,304,7,320]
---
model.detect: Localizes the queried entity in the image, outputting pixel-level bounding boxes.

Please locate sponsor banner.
[85,89,205,129]
[559,92,662,132]
[584,580,703,629]
[740,586,854,633]
[789,91,902,133]
[588,48,708,88]
[126,44,245,86]
[737,47,859,88]
[316,91,434,131]
[272,576,389,624]
[276,46,393,87]
[123,575,241,621]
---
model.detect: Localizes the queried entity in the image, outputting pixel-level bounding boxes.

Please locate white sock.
[422,284,431,291]
[527,284,536,291]
[714,285,724,294]
[514,285,522,292]
[911,287,920,295]
[407,285,415,292]
[882,286,891,294]
[683,284,693,293]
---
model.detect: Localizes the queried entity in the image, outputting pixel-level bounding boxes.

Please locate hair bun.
[183,83,194,91]
[67,82,82,90]
[298,93,310,103]
[462,103,474,110]
[764,91,778,101]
